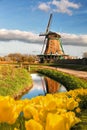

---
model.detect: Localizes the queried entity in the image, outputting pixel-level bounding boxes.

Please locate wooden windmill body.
[44,31,64,55]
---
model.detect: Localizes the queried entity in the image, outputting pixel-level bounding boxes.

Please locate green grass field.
[0,65,32,97]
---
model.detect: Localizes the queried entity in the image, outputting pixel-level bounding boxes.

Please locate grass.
[37,68,87,90]
[46,63,87,71]
[0,65,32,97]
[0,114,26,130]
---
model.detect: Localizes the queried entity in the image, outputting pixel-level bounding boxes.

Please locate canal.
[21,73,67,99]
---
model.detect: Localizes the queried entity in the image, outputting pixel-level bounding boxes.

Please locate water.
[21,73,67,99]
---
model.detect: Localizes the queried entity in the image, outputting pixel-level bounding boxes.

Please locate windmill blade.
[41,37,46,54]
[45,13,53,34]
[40,13,53,54]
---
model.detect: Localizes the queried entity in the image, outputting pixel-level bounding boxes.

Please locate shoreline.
[13,84,33,100]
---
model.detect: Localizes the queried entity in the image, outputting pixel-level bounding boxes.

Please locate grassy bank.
[37,68,87,90]
[46,63,87,71]
[0,65,32,97]
[29,63,87,72]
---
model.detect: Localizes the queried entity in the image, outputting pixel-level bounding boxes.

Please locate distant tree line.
[0,53,38,63]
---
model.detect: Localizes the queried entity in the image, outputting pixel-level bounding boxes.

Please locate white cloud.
[0,29,42,43]
[52,0,80,15]
[38,2,50,12]
[38,0,81,15]
[0,29,87,46]
[61,33,87,46]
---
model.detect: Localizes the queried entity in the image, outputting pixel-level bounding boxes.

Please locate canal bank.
[13,65,87,99]
[38,65,87,81]
[0,66,33,97]
[37,68,87,90]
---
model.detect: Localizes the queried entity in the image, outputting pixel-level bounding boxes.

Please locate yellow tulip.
[0,96,22,124]
[25,119,44,130]
[45,113,68,130]
[65,112,81,128]
[23,105,39,121]
[75,107,81,113]
[66,98,78,110]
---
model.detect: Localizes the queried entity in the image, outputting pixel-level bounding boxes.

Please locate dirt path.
[41,66,87,81]
[56,68,87,80]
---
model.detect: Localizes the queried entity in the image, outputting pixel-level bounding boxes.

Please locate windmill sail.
[45,13,52,34]
[40,13,53,54]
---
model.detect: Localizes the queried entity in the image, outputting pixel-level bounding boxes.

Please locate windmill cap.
[46,31,61,38]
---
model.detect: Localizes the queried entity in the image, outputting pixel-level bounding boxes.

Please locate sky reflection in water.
[21,73,67,99]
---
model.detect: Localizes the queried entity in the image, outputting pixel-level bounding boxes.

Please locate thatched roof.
[46,31,61,38]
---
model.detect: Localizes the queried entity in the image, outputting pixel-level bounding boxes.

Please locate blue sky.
[0,0,87,58]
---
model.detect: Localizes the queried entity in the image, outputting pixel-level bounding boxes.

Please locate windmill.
[39,13,67,62]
